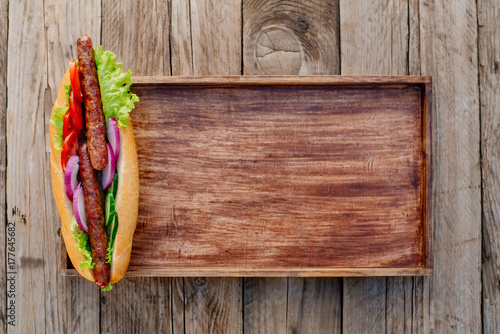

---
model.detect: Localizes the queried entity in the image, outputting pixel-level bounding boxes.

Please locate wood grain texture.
[183,277,242,334]
[420,0,482,332]
[243,278,287,334]
[287,278,342,334]
[343,277,387,333]
[478,0,500,332]
[171,0,193,76]
[100,0,173,332]
[101,278,172,333]
[173,2,243,332]
[243,3,341,332]
[190,0,242,75]
[0,0,7,331]
[6,0,49,332]
[340,2,416,333]
[243,0,340,75]
[102,0,171,76]
[44,1,101,332]
[121,78,429,273]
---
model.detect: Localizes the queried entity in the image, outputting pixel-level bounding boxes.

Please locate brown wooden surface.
[3,0,497,333]
[57,77,431,276]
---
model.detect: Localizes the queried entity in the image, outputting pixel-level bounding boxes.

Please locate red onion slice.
[101,143,115,191]
[107,118,120,162]
[64,155,80,200]
[73,182,88,233]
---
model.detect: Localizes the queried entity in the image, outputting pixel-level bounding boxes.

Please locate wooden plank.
[183,277,242,333]
[101,278,172,333]
[340,1,417,333]
[99,0,173,332]
[190,0,242,76]
[0,0,7,330]
[44,1,101,332]
[287,278,342,334]
[343,277,387,333]
[478,0,500,332]
[101,0,170,76]
[243,278,287,334]
[6,0,49,331]
[171,0,193,76]
[131,75,431,85]
[172,1,243,332]
[420,0,482,332]
[243,0,340,75]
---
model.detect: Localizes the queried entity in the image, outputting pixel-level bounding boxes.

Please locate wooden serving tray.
[62,76,432,277]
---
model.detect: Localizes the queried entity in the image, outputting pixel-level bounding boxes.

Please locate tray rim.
[60,75,433,277]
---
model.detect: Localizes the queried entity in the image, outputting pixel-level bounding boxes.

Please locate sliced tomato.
[69,60,83,103]
[61,129,79,172]
[69,91,84,131]
[63,110,74,139]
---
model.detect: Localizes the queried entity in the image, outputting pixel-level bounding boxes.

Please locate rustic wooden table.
[1,0,498,333]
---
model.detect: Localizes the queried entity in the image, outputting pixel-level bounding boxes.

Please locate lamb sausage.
[78,143,110,287]
[77,35,108,170]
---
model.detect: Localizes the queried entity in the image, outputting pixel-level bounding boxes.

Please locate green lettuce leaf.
[105,177,119,263]
[94,46,139,128]
[71,215,95,270]
[101,284,113,291]
[49,84,71,151]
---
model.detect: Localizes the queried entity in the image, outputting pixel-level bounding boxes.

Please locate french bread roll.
[50,70,139,284]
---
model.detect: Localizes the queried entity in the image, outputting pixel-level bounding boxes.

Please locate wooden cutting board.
[62,76,432,277]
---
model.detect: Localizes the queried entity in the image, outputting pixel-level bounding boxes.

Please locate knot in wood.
[194,277,207,286]
[255,26,302,75]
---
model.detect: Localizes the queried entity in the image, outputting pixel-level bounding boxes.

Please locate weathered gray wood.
[99,0,173,332]
[340,1,414,333]
[44,1,102,332]
[420,0,482,332]
[184,277,242,333]
[172,278,185,334]
[190,0,242,75]
[6,0,50,332]
[478,0,500,332]
[171,0,193,76]
[0,0,7,331]
[244,278,287,334]
[102,0,170,76]
[101,278,172,333]
[243,0,340,75]
[288,278,342,334]
[340,0,409,76]
[243,1,341,332]
[343,277,386,333]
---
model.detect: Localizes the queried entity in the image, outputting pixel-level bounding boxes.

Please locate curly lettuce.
[101,284,113,291]
[49,84,71,151]
[94,46,139,128]
[71,215,94,270]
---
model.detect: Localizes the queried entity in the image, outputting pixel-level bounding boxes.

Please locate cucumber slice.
[105,191,116,227]
[109,172,119,198]
[106,213,118,263]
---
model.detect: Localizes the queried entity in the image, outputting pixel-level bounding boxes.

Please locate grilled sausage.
[77,35,108,170]
[78,143,110,287]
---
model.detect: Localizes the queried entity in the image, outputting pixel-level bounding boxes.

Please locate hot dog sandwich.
[50,35,139,290]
